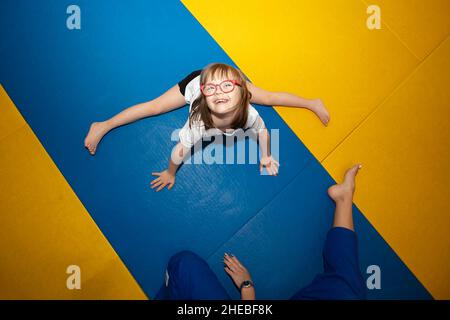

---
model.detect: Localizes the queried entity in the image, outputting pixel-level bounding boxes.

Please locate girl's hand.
[259,155,279,176]
[223,253,253,289]
[151,170,175,192]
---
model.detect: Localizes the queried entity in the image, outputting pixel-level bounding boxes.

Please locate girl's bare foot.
[327,164,362,203]
[84,121,110,155]
[311,98,330,126]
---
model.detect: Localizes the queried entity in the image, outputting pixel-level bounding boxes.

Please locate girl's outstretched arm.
[258,128,279,176]
[246,81,330,126]
[150,142,190,192]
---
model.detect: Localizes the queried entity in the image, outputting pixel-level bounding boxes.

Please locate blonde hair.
[189,63,252,130]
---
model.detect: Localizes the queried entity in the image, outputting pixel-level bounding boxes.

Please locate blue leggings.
[290,227,366,300]
[156,228,366,300]
[155,251,230,300]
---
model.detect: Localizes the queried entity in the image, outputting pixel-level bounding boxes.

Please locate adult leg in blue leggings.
[155,250,230,300]
[291,164,367,300]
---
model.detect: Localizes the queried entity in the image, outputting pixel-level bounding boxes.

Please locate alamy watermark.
[366,265,381,290]
[367,5,381,30]
[170,128,280,173]
[66,265,81,290]
[66,5,81,30]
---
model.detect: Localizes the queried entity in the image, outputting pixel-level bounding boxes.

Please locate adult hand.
[223,253,252,289]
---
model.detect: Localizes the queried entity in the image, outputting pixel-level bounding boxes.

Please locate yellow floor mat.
[182,0,450,299]
[323,37,450,299]
[0,85,147,299]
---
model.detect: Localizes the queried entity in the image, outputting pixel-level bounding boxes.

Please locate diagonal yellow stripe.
[323,37,450,299]
[0,84,147,299]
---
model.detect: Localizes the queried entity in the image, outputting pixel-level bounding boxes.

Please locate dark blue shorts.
[290,227,367,300]
[178,69,202,96]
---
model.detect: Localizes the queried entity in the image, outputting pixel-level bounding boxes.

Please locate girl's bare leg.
[84,84,186,155]
[327,164,362,231]
[246,81,330,126]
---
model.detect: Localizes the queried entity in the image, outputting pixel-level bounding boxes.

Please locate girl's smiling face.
[202,72,242,115]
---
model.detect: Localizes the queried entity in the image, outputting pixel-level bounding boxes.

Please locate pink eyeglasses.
[200,79,242,97]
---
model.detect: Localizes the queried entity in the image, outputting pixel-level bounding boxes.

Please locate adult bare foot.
[310,98,330,126]
[84,121,110,155]
[327,164,362,203]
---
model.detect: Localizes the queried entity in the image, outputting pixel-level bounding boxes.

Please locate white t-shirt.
[178,75,266,148]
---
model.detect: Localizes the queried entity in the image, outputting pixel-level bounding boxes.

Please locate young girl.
[84,63,330,191]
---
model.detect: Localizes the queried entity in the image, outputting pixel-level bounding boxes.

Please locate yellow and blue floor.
[0,0,449,299]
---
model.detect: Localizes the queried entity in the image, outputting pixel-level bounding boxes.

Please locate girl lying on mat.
[84,63,329,191]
